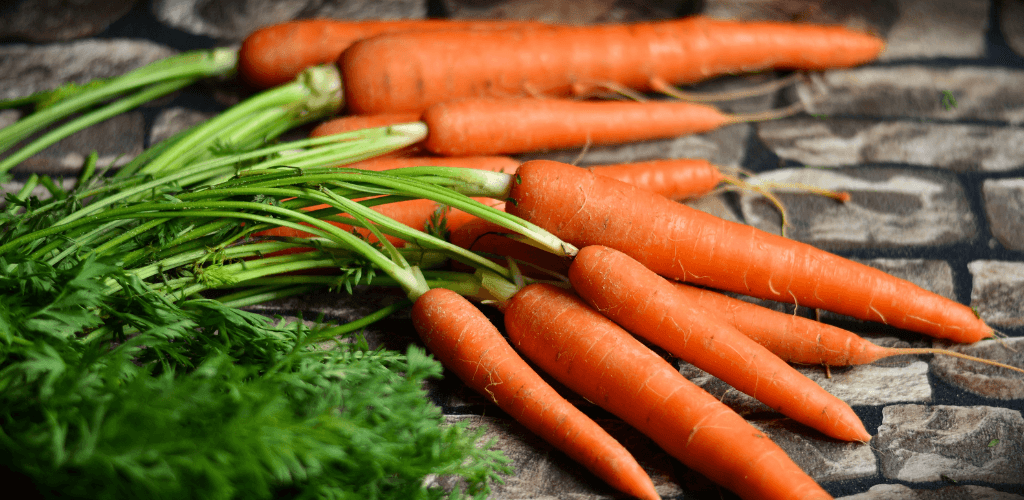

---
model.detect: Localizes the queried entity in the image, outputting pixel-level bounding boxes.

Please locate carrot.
[238,18,542,89]
[419,97,787,156]
[671,282,1024,374]
[568,244,870,442]
[411,288,662,500]
[503,283,833,500]
[309,112,423,137]
[505,160,993,343]
[340,16,884,114]
[588,159,725,201]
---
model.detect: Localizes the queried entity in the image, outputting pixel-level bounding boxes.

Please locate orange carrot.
[503,283,833,500]
[419,97,756,156]
[412,288,661,500]
[341,16,884,114]
[568,244,869,442]
[587,159,725,200]
[671,282,1024,374]
[238,18,542,88]
[505,160,992,343]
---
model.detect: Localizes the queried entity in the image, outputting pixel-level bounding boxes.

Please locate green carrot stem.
[4,173,39,214]
[0,78,194,174]
[138,64,343,176]
[0,48,237,156]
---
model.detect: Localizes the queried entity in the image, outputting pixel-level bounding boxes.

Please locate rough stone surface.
[982,178,1024,251]
[149,106,216,144]
[1001,0,1024,59]
[969,261,1024,328]
[678,360,932,412]
[5,111,147,176]
[932,337,1024,400]
[757,118,1024,171]
[794,66,1024,124]
[151,0,427,41]
[0,40,176,101]
[0,0,137,42]
[750,418,877,483]
[878,0,988,59]
[838,484,1024,500]
[441,0,694,24]
[437,415,683,500]
[875,405,1024,484]
[701,0,894,33]
[739,167,977,247]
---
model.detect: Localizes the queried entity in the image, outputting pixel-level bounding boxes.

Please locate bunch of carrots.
[226,14,1024,500]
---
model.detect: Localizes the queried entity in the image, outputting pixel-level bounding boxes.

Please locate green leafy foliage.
[0,253,510,499]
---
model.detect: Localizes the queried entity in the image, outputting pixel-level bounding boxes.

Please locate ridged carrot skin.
[568,245,870,442]
[504,284,833,500]
[238,19,540,88]
[670,282,891,365]
[420,98,732,156]
[587,159,724,200]
[341,16,885,114]
[505,160,992,343]
[412,288,662,500]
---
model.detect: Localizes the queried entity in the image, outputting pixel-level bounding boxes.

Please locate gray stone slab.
[758,117,1024,171]
[1001,0,1024,60]
[149,107,217,145]
[678,359,932,414]
[437,415,682,500]
[795,66,1024,124]
[982,178,1024,251]
[738,167,977,249]
[701,0,892,33]
[875,404,1024,484]
[879,0,987,60]
[932,337,1024,400]
[749,418,877,483]
[969,261,1024,328]
[441,0,687,24]
[0,0,137,42]
[0,39,176,101]
[838,483,1024,500]
[6,111,147,176]
[151,0,426,41]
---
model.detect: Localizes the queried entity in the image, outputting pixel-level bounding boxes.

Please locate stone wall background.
[1,0,1023,499]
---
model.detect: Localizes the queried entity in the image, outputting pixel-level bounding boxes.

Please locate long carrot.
[238,19,542,88]
[256,198,441,247]
[449,216,571,278]
[503,283,833,500]
[340,16,884,114]
[568,244,870,442]
[411,288,662,500]
[505,160,993,343]
[671,282,1024,374]
[419,97,789,156]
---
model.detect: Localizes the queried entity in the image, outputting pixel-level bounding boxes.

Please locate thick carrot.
[503,283,833,500]
[505,160,992,343]
[420,97,740,156]
[671,282,1024,374]
[568,244,869,442]
[238,19,541,88]
[411,288,661,500]
[341,16,884,114]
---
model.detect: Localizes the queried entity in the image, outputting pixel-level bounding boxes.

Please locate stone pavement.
[1,0,1022,498]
